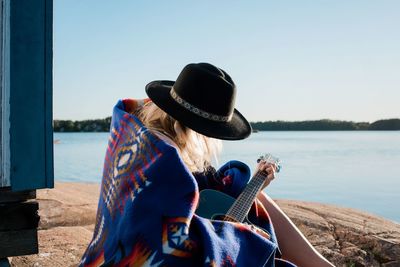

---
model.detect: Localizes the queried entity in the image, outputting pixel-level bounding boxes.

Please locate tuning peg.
[257,155,265,163]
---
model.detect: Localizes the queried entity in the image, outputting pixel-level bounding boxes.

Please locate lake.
[54,131,400,223]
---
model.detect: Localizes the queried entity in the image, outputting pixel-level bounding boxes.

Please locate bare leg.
[257,192,334,267]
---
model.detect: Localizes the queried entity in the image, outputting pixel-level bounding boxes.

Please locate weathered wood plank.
[44,0,54,189]
[0,229,38,257]
[0,190,36,203]
[9,0,54,191]
[0,201,39,231]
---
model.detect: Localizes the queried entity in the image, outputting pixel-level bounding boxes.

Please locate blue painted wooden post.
[0,1,53,259]
[7,0,53,191]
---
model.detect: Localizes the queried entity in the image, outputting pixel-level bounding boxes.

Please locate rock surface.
[9,182,400,267]
[276,200,400,266]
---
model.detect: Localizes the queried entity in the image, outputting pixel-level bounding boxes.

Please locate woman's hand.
[256,160,278,190]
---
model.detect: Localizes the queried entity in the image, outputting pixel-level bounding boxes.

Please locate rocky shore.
[9,182,400,267]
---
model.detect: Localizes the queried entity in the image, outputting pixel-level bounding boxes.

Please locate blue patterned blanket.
[80,99,295,267]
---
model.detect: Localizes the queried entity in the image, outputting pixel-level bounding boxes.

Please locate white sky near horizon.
[54,0,400,122]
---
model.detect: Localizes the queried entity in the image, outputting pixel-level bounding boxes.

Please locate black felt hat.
[145,63,252,140]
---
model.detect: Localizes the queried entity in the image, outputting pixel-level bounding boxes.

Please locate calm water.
[54,131,400,223]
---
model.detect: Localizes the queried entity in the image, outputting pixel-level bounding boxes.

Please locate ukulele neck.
[225,171,267,222]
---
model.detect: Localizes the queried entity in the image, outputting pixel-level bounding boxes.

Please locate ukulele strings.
[227,171,266,222]
[226,157,272,222]
[227,171,264,221]
[237,171,266,221]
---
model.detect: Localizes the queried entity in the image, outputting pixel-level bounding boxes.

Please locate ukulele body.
[195,189,271,238]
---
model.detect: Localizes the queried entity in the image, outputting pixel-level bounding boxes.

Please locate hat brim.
[145,80,252,140]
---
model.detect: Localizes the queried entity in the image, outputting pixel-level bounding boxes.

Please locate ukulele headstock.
[257,153,282,173]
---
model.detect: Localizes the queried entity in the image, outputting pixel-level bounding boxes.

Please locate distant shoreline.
[53,118,400,132]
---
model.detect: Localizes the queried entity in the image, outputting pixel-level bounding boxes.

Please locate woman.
[80,63,333,266]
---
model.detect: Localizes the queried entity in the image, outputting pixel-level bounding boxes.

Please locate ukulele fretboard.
[225,171,267,222]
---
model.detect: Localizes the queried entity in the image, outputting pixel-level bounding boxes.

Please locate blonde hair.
[136,102,222,173]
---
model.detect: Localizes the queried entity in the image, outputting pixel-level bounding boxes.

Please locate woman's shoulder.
[113,98,177,150]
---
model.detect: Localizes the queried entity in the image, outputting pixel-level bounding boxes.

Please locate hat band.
[170,88,232,122]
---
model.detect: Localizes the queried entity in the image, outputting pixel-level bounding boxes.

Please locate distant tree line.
[368,119,400,130]
[53,117,112,132]
[53,118,400,132]
[251,119,400,131]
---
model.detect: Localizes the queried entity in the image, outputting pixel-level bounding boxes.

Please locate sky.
[54,0,400,122]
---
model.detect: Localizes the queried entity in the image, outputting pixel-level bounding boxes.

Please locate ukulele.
[195,154,281,239]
